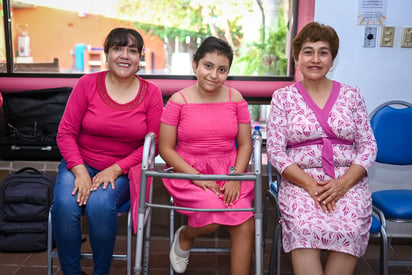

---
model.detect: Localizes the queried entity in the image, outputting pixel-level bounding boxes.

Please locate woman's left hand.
[91,164,123,191]
[316,164,367,212]
[220,181,241,206]
[315,178,348,212]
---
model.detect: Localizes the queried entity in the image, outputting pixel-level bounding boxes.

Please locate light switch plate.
[401,27,412,48]
[364,26,377,47]
[380,26,395,47]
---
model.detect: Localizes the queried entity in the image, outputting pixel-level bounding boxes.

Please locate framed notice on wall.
[357,0,387,25]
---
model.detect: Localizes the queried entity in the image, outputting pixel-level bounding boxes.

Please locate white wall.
[314,0,412,113]
[315,0,412,237]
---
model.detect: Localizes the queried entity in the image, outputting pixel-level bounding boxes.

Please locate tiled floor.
[1,235,412,275]
[1,167,412,275]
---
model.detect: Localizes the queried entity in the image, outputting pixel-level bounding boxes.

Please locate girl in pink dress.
[266,22,377,275]
[159,36,254,274]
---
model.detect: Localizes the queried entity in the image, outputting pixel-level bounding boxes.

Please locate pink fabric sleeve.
[266,87,295,174]
[116,84,163,173]
[237,100,251,124]
[161,100,182,126]
[56,76,89,170]
[350,87,378,171]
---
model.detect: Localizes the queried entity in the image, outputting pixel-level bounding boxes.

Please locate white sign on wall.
[357,0,387,25]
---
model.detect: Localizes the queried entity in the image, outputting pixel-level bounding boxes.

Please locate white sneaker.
[169,225,189,273]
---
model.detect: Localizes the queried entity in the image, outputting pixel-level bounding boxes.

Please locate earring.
[329,67,334,72]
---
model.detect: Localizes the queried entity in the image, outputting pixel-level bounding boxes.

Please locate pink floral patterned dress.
[266,81,377,257]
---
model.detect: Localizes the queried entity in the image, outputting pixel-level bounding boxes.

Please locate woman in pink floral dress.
[266,22,377,275]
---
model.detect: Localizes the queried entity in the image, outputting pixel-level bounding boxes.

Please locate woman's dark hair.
[193,36,233,67]
[104,28,144,55]
[292,22,339,61]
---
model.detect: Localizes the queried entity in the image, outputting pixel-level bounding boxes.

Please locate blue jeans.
[51,160,130,275]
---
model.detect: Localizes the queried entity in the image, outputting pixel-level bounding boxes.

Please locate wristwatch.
[229,166,237,174]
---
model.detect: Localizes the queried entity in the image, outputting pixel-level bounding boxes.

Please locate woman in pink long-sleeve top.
[52,28,163,275]
[266,22,377,275]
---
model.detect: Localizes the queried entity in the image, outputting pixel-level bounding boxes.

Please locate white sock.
[174,234,190,258]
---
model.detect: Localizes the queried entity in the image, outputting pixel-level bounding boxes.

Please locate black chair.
[263,163,282,275]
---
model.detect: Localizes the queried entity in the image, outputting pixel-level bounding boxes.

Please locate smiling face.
[192,51,230,93]
[103,28,144,79]
[295,40,333,82]
[106,37,141,79]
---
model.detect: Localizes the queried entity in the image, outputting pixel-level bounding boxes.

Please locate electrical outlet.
[401,27,412,48]
[364,26,377,47]
[380,26,395,47]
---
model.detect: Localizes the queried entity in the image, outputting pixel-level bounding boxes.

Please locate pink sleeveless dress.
[161,91,255,228]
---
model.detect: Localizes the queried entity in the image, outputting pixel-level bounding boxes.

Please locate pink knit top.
[57,71,163,174]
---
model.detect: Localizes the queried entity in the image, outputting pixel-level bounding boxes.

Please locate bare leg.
[179,223,220,251]
[291,248,323,275]
[324,251,357,275]
[227,217,255,275]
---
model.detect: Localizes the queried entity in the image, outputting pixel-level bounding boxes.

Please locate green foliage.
[116,0,288,76]
[249,104,261,121]
[133,3,209,40]
[118,0,245,47]
[236,10,288,76]
[134,22,209,43]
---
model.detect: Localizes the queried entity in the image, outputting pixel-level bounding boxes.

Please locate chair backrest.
[267,162,281,195]
[370,100,412,165]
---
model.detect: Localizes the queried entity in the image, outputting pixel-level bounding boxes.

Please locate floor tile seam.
[15,264,48,268]
[358,257,376,273]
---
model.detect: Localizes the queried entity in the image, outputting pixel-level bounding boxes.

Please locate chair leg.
[268,222,282,275]
[275,224,282,275]
[262,192,271,250]
[380,227,388,275]
[264,190,283,275]
[169,198,175,275]
[47,210,53,275]
[268,225,277,275]
[127,210,132,275]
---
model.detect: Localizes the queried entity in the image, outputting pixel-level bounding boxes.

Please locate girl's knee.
[241,217,255,232]
[209,223,221,232]
[227,218,254,238]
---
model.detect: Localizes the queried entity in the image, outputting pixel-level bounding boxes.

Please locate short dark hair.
[292,22,339,61]
[104,28,144,55]
[193,36,233,67]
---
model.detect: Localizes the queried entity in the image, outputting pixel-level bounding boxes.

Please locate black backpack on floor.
[0,167,55,252]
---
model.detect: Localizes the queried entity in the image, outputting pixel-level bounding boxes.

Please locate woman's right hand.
[192,179,221,196]
[71,164,92,206]
[305,184,331,213]
[282,164,335,213]
[307,183,335,213]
